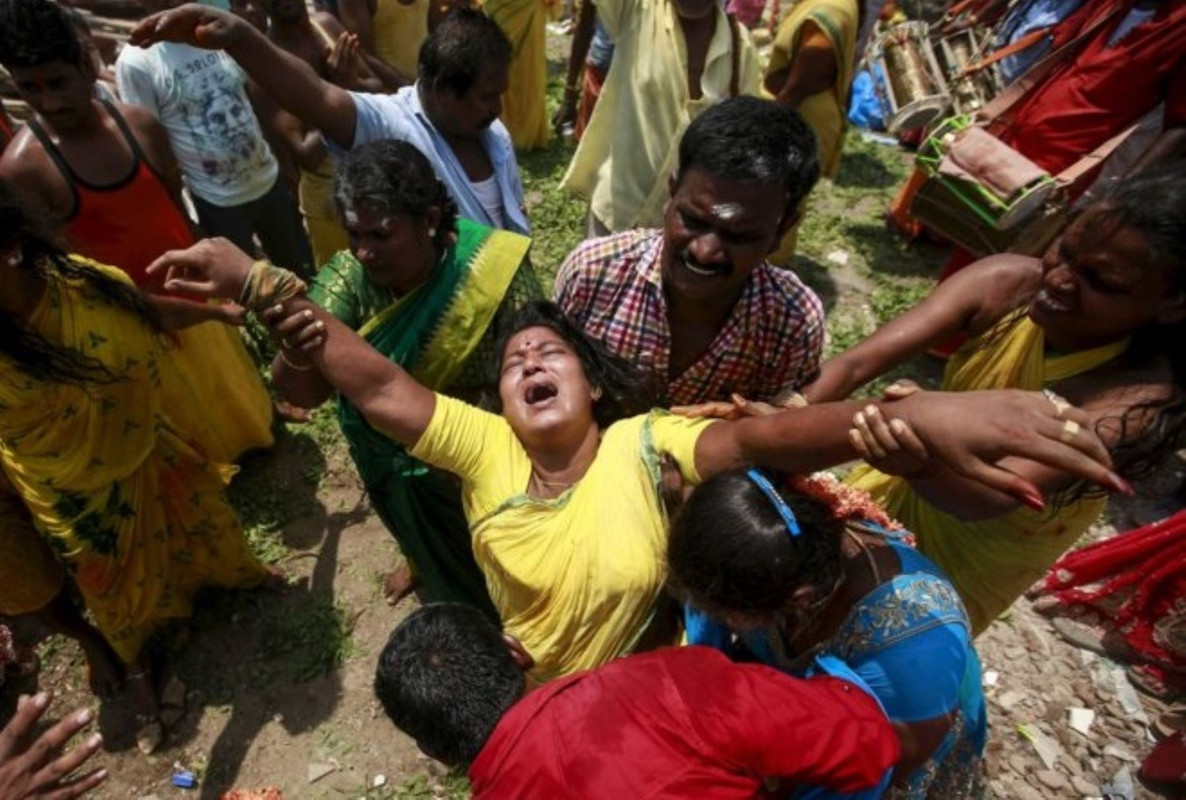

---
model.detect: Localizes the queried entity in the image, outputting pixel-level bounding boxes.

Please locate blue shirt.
[342,84,530,235]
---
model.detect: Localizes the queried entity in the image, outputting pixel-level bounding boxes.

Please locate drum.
[916,116,1059,231]
[935,28,1001,116]
[866,21,951,136]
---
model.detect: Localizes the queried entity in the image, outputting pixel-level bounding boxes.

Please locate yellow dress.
[299,158,351,267]
[763,0,858,263]
[485,0,553,151]
[848,313,1130,634]
[372,0,429,80]
[410,394,710,682]
[0,260,267,661]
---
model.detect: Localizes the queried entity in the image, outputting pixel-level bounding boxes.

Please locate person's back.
[471,647,896,799]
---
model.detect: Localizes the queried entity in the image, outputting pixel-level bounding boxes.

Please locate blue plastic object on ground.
[172,771,198,789]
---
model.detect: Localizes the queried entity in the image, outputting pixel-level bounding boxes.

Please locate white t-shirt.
[115,42,277,207]
[470,173,505,229]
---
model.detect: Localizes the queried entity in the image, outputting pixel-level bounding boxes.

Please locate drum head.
[997,181,1058,230]
[889,95,951,135]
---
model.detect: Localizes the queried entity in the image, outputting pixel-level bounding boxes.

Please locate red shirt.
[998,0,1186,177]
[468,647,899,799]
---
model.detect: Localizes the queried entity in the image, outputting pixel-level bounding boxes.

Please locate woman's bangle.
[278,349,315,372]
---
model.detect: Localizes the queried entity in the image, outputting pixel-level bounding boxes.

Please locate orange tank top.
[28,101,195,287]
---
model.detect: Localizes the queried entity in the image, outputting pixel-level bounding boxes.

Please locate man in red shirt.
[375,604,899,799]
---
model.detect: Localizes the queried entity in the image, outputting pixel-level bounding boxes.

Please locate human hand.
[130,3,246,51]
[849,403,933,479]
[325,32,368,89]
[892,389,1132,508]
[261,304,326,355]
[0,693,107,799]
[210,301,249,326]
[145,238,256,302]
[552,93,577,134]
[672,394,783,421]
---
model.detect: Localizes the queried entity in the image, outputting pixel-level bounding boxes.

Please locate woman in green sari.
[272,140,541,614]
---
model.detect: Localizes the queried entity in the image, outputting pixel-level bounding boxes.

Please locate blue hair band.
[746,469,802,539]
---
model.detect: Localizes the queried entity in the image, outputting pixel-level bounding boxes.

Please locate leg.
[192,193,259,257]
[29,590,123,698]
[250,178,315,277]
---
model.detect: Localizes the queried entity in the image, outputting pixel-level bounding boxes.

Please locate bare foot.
[383,564,416,606]
[127,664,163,754]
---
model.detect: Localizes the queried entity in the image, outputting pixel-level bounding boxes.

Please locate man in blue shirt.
[130,4,530,235]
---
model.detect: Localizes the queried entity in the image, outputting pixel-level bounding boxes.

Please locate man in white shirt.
[117,0,313,274]
[130,4,530,236]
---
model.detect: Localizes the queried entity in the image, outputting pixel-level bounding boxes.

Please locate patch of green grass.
[387,772,471,799]
[255,594,355,684]
[869,281,932,325]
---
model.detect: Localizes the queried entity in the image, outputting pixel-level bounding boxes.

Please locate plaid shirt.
[554,230,825,405]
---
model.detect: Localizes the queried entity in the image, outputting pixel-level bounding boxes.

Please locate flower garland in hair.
[785,472,915,546]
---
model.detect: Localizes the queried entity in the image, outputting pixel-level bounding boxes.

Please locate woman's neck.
[524,424,601,499]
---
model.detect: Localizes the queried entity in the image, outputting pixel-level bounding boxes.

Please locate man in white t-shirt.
[116,0,312,274]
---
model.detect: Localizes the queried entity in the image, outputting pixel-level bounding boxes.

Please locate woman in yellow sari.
[485,0,553,150]
[149,232,1125,684]
[0,183,268,748]
[763,0,858,262]
[803,165,1186,634]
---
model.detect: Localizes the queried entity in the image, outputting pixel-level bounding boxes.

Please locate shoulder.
[752,264,826,324]
[558,229,660,284]
[0,127,46,177]
[115,42,157,72]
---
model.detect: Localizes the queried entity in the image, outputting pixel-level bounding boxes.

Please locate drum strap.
[961,26,1053,75]
[978,0,1126,121]
[1055,122,1141,186]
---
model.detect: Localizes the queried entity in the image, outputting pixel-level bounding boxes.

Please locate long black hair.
[667,468,846,617]
[485,300,660,428]
[0,181,159,384]
[1083,162,1186,486]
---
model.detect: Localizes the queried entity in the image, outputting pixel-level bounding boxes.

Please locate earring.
[427,228,437,237]
[6,251,20,267]
[591,387,603,401]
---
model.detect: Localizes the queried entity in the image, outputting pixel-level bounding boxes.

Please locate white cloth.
[115,42,278,207]
[470,174,506,229]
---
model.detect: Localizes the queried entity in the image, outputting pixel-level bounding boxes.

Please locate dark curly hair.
[667,468,845,617]
[485,300,661,428]
[418,7,511,97]
[0,0,84,69]
[0,181,159,384]
[333,140,460,252]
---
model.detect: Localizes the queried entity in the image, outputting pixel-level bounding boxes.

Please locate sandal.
[1128,664,1186,703]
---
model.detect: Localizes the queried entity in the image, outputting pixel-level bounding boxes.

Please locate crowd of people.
[0,0,1182,795]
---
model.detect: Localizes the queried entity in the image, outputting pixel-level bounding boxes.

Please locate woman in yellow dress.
[147,231,1124,684]
[803,165,1186,634]
[0,183,268,748]
[763,0,858,262]
[485,0,553,150]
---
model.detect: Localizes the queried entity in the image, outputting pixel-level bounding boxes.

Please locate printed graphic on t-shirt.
[171,52,269,188]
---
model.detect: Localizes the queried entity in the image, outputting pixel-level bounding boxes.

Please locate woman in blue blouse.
[669,469,986,798]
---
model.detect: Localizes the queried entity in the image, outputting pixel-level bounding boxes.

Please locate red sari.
[1031,510,1186,679]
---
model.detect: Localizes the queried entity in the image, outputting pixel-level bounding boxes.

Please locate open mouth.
[1034,289,1072,314]
[679,254,730,279]
[523,380,559,407]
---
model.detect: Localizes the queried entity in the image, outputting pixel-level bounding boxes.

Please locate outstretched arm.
[802,255,1039,403]
[130,4,359,147]
[145,238,436,444]
[693,389,1129,506]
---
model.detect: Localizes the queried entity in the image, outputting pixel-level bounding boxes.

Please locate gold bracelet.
[278,349,315,372]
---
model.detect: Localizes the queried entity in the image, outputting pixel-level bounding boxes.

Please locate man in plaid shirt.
[555,97,826,406]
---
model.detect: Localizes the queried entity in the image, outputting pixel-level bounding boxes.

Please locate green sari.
[307,219,539,617]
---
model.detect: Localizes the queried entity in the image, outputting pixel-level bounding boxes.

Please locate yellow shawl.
[848,313,1129,634]
[0,260,265,661]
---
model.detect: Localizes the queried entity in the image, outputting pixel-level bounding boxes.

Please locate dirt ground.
[2,28,1181,800]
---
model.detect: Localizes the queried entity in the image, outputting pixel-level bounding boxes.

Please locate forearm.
[773,41,837,108]
[66,0,144,19]
[803,357,869,403]
[906,466,1017,519]
[364,55,411,90]
[149,296,229,330]
[271,352,337,408]
[696,401,867,478]
[226,25,357,146]
[274,298,434,443]
[565,1,598,91]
